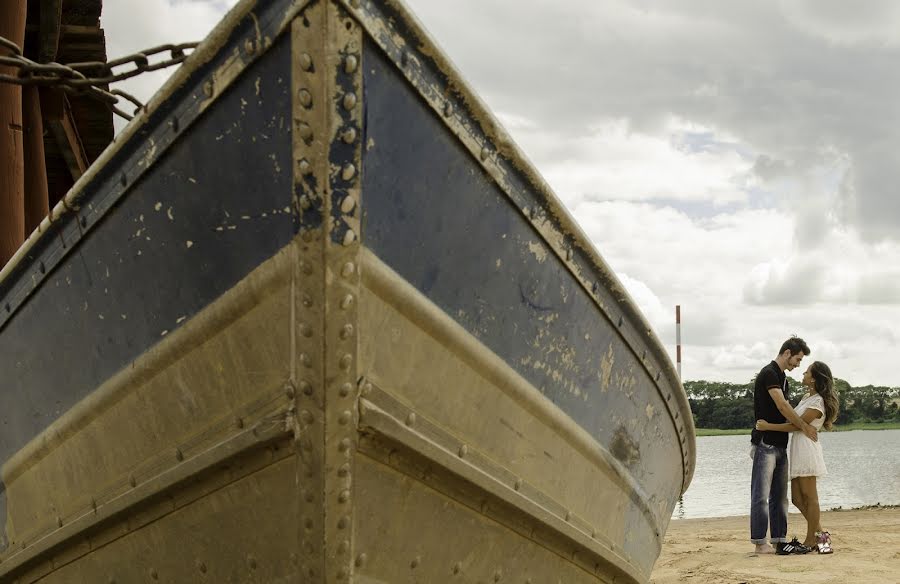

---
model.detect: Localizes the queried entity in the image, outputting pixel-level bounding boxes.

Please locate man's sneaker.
[816,531,833,554]
[776,537,812,555]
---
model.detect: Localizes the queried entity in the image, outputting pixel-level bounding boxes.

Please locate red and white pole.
[675,305,682,380]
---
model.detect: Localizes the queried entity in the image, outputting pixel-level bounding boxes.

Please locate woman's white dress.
[789,393,827,479]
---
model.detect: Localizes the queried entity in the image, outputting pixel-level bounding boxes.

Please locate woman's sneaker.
[776,537,812,555]
[816,531,833,554]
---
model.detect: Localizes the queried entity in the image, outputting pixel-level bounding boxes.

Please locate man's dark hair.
[779,335,810,357]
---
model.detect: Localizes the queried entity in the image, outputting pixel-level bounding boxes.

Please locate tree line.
[685,378,900,429]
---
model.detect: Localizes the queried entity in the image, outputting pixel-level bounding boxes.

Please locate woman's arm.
[756,407,823,432]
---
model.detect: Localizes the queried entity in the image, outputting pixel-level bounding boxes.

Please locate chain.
[0,35,197,121]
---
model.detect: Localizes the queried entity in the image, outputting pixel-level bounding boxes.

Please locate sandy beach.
[650,507,900,584]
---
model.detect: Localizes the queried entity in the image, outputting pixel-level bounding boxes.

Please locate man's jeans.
[750,441,789,544]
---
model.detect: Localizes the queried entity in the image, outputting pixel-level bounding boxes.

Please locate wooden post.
[23,86,49,235]
[0,0,28,266]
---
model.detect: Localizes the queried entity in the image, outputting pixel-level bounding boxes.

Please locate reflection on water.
[674,429,900,519]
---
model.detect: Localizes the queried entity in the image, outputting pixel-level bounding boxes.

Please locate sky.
[101,0,900,387]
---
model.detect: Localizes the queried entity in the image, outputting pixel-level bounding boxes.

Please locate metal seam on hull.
[357,396,645,584]
[341,0,694,493]
[0,0,311,332]
[2,246,294,485]
[358,248,662,539]
[360,381,643,556]
[322,3,364,580]
[0,418,293,580]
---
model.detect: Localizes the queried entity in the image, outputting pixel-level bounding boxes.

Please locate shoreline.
[650,507,900,583]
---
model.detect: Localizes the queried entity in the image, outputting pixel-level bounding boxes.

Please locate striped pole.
[675,305,682,380]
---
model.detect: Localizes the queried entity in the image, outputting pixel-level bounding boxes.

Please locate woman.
[756,361,839,554]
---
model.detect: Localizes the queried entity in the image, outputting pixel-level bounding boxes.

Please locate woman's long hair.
[810,361,839,430]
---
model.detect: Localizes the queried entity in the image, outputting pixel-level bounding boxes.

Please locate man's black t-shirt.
[751,360,789,448]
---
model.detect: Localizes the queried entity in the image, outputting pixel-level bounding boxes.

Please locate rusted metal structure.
[0,0,113,265]
[0,0,695,582]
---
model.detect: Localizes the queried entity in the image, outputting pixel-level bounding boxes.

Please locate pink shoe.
[816,531,833,554]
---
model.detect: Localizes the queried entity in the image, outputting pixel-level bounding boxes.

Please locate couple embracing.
[749,336,840,555]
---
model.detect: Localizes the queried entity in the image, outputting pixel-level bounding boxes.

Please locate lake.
[672,429,900,519]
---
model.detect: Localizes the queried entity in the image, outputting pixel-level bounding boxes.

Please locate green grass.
[695,422,900,436]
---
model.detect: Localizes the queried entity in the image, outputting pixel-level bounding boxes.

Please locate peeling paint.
[526,241,547,263]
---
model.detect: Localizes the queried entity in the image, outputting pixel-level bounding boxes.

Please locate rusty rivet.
[339,382,352,397]
[514,479,522,491]
[338,438,351,452]
[565,510,571,521]
[299,322,313,337]
[617,315,624,327]
[341,127,357,143]
[452,562,461,575]
[337,516,350,529]
[362,381,373,395]
[341,163,356,181]
[244,38,257,55]
[175,448,184,461]
[340,324,354,340]
[298,88,313,108]
[341,195,356,213]
[297,122,313,142]
[298,159,312,175]
[338,462,350,477]
[299,53,313,71]
[300,353,312,367]
[341,262,355,277]
[410,557,420,569]
[342,92,357,110]
[203,80,213,97]
[339,410,352,425]
[235,416,244,429]
[198,562,207,574]
[340,294,354,309]
[130,475,137,488]
[338,489,351,503]
[355,553,368,567]
[301,261,313,275]
[338,540,350,556]
[300,380,313,395]
[494,570,502,582]
[442,101,452,117]
[56,516,63,527]
[458,444,468,457]
[305,490,315,503]
[305,517,314,529]
[337,567,349,580]
[339,353,353,370]
[522,206,531,218]
[248,556,257,570]
[344,54,359,73]
[406,412,416,426]
[566,248,573,261]
[480,146,490,161]
[301,410,314,425]
[342,229,357,246]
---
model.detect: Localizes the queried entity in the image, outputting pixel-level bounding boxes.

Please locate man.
[749,336,817,555]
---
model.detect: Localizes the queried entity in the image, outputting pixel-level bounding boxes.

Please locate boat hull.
[0,1,695,582]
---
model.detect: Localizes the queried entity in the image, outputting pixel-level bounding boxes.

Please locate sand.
[650,507,900,584]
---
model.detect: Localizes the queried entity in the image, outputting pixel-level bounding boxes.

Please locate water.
[672,429,900,519]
